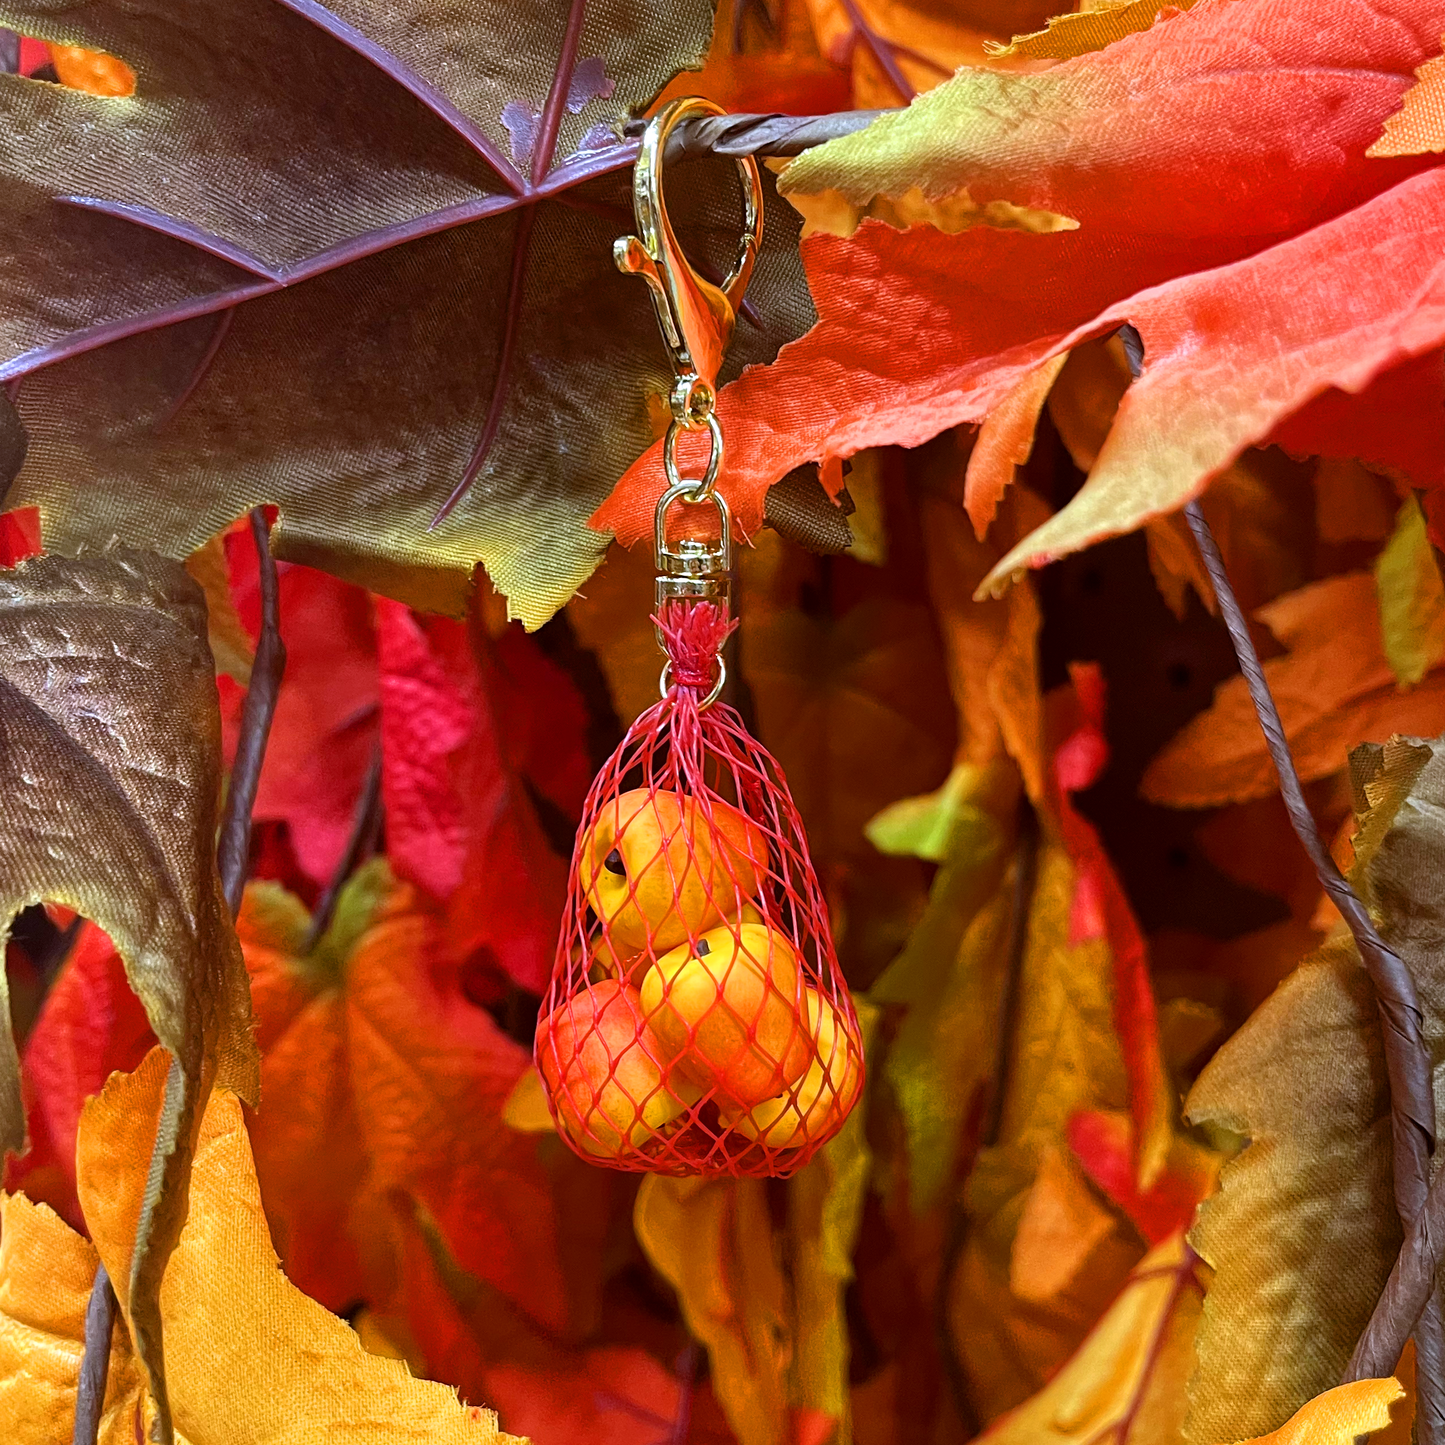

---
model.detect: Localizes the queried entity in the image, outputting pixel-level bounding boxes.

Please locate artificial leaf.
[801,0,1058,107]
[980,168,1445,593]
[0,0,811,626]
[0,548,257,1436]
[0,506,40,568]
[566,539,664,725]
[45,41,133,95]
[737,523,956,980]
[5,921,154,1231]
[223,543,381,883]
[789,999,879,1435]
[974,1234,1204,1445]
[184,532,252,685]
[1184,736,1445,1445]
[70,1047,519,1443]
[1048,665,1172,1186]
[1371,46,1445,156]
[1235,1381,1406,1445]
[992,0,1198,61]
[1066,1110,1219,1247]
[240,862,569,1331]
[1375,496,1445,687]
[598,0,1445,577]
[657,0,851,118]
[225,545,580,989]
[0,388,22,490]
[964,354,1067,540]
[1143,573,1445,808]
[943,835,1141,1419]
[636,1174,792,1445]
[635,1080,876,1445]
[865,761,996,863]
[870,819,1013,1210]
[0,1192,150,1445]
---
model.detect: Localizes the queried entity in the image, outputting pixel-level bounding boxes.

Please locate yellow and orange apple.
[722,987,863,1149]
[580,788,769,955]
[535,980,698,1159]
[639,921,810,1109]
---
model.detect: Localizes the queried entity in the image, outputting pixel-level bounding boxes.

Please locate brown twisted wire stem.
[72,509,287,1445]
[1115,326,1443,1419]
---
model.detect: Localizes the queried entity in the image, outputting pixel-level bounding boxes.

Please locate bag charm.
[535,98,864,1177]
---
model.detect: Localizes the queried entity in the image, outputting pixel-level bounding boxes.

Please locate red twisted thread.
[654,598,737,690]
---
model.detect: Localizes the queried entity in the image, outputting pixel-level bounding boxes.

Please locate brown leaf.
[0,0,811,625]
[1184,736,1445,1444]
[0,548,256,1438]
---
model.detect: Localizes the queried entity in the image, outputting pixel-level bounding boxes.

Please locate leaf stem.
[70,1264,117,1445]
[631,110,889,165]
[302,740,385,953]
[217,509,287,915]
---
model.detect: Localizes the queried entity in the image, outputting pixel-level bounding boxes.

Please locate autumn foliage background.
[3,0,1445,1442]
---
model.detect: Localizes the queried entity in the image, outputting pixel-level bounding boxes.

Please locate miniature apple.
[639,922,810,1109]
[723,987,863,1149]
[535,980,698,1159]
[580,788,769,955]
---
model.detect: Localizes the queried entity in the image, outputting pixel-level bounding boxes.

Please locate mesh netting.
[537,598,863,1176]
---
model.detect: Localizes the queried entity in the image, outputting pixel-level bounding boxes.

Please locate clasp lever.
[615,96,764,432]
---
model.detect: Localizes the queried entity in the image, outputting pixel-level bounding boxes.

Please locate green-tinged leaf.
[1184,735,1445,1445]
[1375,496,1445,687]
[865,762,997,863]
[0,547,257,1443]
[870,820,1010,1208]
[0,0,811,626]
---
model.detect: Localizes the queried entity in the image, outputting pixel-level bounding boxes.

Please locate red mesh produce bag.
[537,598,864,1176]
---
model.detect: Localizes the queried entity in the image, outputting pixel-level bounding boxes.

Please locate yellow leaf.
[1369,44,1445,156]
[977,1233,1204,1445]
[1184,737,1442,1445]
[1375,495,1445,687]
[992,0,1200,61]
[1237,1380,1404,1445]
[0,1194,153,1445]
[938,841,1141,1418]
[865,762,998,863]
[635,1175,792,1445]
[73,1048,520,1445]
[185,532,254,686]
[501,1067,555,1133]
[566,541,660,726]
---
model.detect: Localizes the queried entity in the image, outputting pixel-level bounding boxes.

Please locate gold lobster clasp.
[615,96,764,433]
